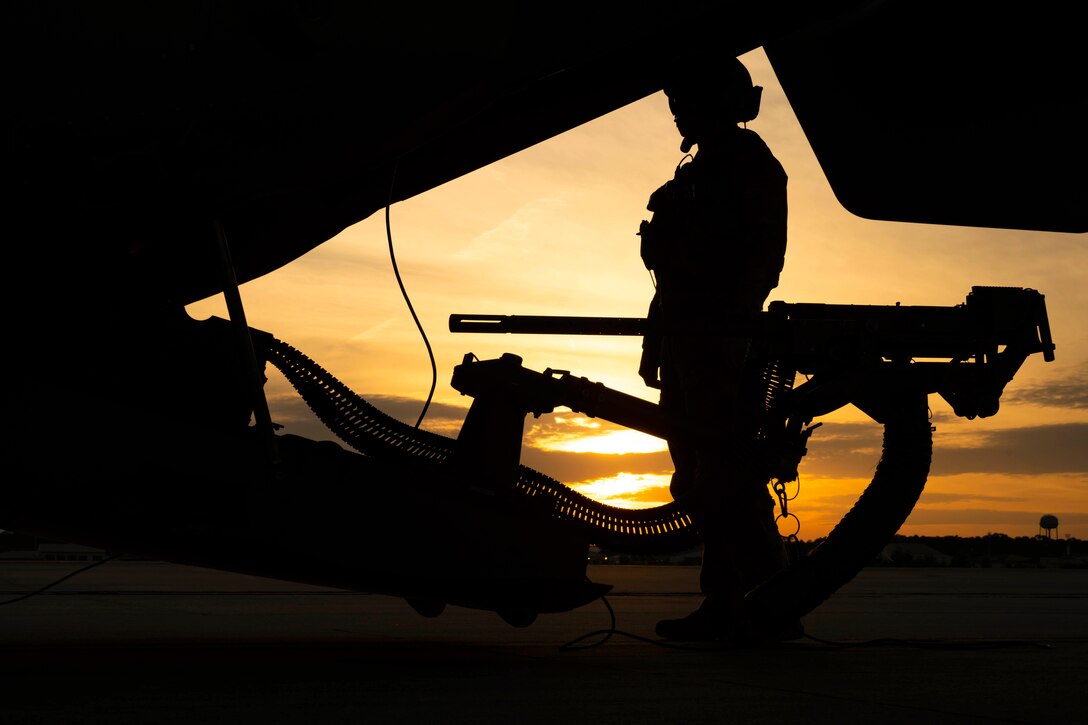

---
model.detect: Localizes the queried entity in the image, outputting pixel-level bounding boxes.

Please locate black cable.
[559,593,784,652]
[559,594,618,651]
[385,160,437,428]
[0,553,123,606]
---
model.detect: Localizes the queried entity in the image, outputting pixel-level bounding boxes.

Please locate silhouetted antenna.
[214,219,279,467]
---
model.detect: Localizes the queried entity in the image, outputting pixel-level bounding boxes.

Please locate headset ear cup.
[740,85,763,123]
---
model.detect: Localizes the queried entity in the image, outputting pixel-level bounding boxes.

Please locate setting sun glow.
[567,473,674,510]
[533,418,668,455]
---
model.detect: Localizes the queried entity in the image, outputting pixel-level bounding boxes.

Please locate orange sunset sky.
[187,48,1088,541]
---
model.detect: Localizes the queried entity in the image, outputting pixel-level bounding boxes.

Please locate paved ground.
[1,561,1086,724]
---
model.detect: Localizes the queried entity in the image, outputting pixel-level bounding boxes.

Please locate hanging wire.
[385,160,437,428]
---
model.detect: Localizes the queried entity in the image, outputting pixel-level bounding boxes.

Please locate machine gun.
[447,286,1053,495]
[450,286,1054,422]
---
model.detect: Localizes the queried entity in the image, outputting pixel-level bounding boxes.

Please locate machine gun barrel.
[450,314,648,336]
[448,314,759,337]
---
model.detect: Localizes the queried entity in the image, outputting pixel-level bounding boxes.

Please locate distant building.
[588,544,702,565]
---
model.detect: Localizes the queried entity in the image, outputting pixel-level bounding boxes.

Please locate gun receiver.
[764,286,1055,367]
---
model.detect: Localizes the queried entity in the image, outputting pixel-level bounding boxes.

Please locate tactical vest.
[640,129,787,321]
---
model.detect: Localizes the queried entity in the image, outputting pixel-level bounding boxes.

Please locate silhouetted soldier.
[638,55,794,642]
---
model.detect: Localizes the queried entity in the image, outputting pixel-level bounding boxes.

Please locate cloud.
[915,491,1029,505]
[566,472,673,509]
[800,421,1088,478]
[902,508,1088,526]
[813,490,1030,509]
[524,414,667,454]
[267,392,469,443]
[797,422,886,478]
[519,447,674,484]
[265,395,342,443]
[933,423,1088,475]
[1002,368,1088,409]
[362,394,467,425]
[347,319,399,342]
[526,414,612,438]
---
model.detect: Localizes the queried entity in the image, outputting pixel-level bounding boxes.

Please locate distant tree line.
[590,533,1085,567]
[796,533,1085,568]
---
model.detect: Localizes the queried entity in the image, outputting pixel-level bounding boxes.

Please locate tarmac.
[1,560,1086,724]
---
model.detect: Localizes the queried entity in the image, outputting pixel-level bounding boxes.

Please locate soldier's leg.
[689,336,752,597]
[725,480,789,594]
[657,336,753,639]
[657,335,795,640]
[659,336,696,507]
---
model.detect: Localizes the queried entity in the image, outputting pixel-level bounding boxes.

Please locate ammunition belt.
[267,336,793,553]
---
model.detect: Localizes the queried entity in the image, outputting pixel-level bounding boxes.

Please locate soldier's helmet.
[664,55,762,124]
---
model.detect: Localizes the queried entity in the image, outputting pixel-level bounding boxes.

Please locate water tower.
[1039,514,1059,539]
